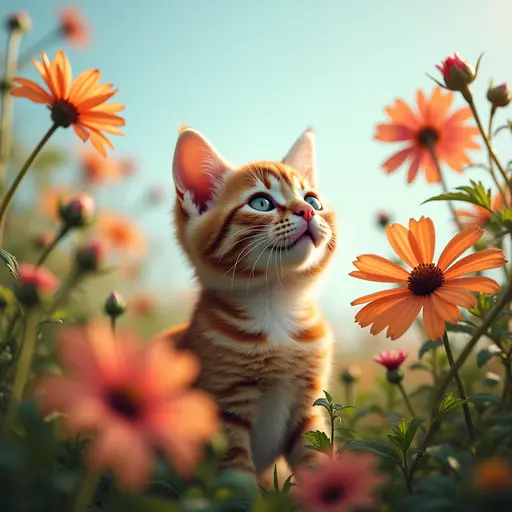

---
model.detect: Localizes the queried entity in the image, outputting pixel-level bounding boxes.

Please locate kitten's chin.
[277,235,323,268]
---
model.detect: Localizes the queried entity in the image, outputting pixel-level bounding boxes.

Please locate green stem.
[330,411,335,459]
[427,144,463,231]
[0,29,22,196]
[442,332,475,442]
[2,309,39,432]
[488,107,508,206]
[72,469,100,512]
[36,226,70,267]
[397,382,427,434]
[435,278,512,403]
[0,124,59,246]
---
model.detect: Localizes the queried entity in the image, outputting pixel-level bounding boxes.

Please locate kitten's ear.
[173,128,232,212]
[282,127,317,184]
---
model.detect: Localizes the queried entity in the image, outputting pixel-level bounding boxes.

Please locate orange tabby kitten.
[164,127,337,481]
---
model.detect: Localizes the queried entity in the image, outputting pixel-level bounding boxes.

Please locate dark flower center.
[408,263,445,295]
[321,485,345,504]
[107,387,144,420]
[51,100,79,128]
[417,126,439,147]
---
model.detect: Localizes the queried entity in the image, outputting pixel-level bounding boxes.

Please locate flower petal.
[374,124,415,142]
[355,295,410,327]
[351,286,410,306]
[443,276,500,294]
[408,217,435,264]
[444,248,507,279]
[352,254,409,282]
[437,225,484,271]
[386,222,419,268]
[383,99,419,130]
[430,293,462,324]
[434,286,477,308]
[381,147,414,173]
[370,295,423,339]
[422,295,446,341]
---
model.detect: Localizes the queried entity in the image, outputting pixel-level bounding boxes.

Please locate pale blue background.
[3,0,512,348]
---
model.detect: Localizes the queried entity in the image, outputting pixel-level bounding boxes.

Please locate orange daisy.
[11,50,124,156]
[374,88,480,183]
[58,6,90,48]
[95,212,146,254]
[79,148,123,185]
[350,217,506,341]
[455,191,505,228]
[37,322,218,489]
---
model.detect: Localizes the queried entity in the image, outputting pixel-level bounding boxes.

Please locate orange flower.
[58,6,90,48]
[40,186,74,221]
[130,292,156,317]
[473,457,512,493]
[79,148,123,185]
[95,212,146,254]
[11,50,124,156]
[350,217,506,341]
[455,192,506,227]
[374,88,480,183]
[38,322,218,489]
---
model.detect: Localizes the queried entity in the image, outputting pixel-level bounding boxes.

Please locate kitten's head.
[172,127,336,291]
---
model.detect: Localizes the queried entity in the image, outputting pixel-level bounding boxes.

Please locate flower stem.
[72,469,100,512]
[36,226,70,267]
[0,29,22,196]
[397,382,426,434]
[426,144,463,231]
[487,107,508,206]
[441,331,475,442]
[2,308,39,432]
[0,124,59,246]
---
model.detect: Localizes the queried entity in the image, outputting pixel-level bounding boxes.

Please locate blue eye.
[249,194,275,212]
[305,195,322,210]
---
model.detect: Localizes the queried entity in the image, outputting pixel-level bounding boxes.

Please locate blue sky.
[4,0,512,348]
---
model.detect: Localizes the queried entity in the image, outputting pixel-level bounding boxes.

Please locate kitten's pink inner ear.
[173,129,230,211]
[282,128,317,184]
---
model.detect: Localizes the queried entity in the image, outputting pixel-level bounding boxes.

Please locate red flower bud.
[58,194,95,228]
[373,349,408,371]
[436,53,475,91]
[104,290,127,318]
[75,240,106,272]
[487,83,511,108]
[16,264,59,307]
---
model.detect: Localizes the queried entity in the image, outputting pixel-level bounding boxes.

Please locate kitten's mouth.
[280,229,317,250]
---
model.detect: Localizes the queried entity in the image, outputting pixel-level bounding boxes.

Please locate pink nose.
[294,204,315,222]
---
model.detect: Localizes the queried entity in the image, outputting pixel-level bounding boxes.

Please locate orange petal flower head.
[37,322,218,489]
[79,148,123,185]
[455,191,506,228]
[350,217,507,341]
[436,53,475,91]
[11,50,125,156]
[374,88,480,184]
[95,212,146,254]
[58,6,90,48]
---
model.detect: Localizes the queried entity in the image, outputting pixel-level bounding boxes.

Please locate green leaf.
[422,180,492,211]
[335,427,356,437]
[312,397,330,409]
[215,469,259,500]
[445,322,476,335]
[409,362,430,372]
[104,494,179,512]
[323,390,333,403]
[303,430,331,453]
[331,403,358,412]
[419,339,443,359]
[437,392,468,415]
[37,317,64,328]
[477,347,501,369]
[468,393,501,405]
[0,249,19,281]
[344,439,402,466]
[387,416,427,454]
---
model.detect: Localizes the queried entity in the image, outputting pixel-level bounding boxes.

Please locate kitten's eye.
[249,194,276,212]
[305,195,322,210]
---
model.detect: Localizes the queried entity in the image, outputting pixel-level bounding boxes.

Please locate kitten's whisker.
[246,239,275,293]
[224,234,269,277]
[218,229,268,262]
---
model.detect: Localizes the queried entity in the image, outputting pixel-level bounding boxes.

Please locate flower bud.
[58,194,95,228]
[104,290,127,318]
[6,11,32,34]
[487,83,512,108]
[16,264,59,308]
[436,53,475,91]
[75,240,106,273]
[376,211,391,229]
[340,365,361,385]
[386,368,404,385]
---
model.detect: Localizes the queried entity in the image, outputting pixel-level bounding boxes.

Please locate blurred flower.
[122,261,143,280]
[374,88,479,183]
[96,212,146,254]
[436,53,475,92]
[474,457,512,493]
[294,452,385,512]
[350,217,506,341]
[104,290,127,319]
[37,322,218,489]
[118,157,137,177]
[75,239,106,273]
[58,6,90,48]
[79,148,123,185]
[340,365,361,385]
[6,11,32,33]
[146,186,166,204]
[16,264,59,307]
[58,193,95,228]
[129,292,157,317]
[32,232,53,250]
[376,210,391,228]
[487,82,512,109]
[373,349,408,371]
[40,186,74,221]
[11,50,124,156]
[455,192,505,228]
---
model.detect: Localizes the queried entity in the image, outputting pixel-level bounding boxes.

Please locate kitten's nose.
[293,204,315,222]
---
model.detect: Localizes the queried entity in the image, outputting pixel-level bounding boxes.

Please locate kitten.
[163,127,337,481]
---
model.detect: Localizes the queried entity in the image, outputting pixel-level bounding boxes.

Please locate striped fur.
[165,128,337,481]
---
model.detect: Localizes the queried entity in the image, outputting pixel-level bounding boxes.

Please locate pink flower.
[37,322,218,489]
[436,53,475,91]
[294,452,385,512]
[58,6,90,48]
[373,349,408,371]
[17,264,60,307]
